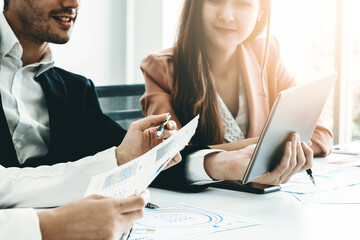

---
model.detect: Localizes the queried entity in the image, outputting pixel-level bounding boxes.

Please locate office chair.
[96,84,145,130]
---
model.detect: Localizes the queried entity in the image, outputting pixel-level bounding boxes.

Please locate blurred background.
[1,0,359,143]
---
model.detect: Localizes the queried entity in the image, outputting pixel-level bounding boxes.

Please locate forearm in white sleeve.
[0,147,117,208]
[185,149,224,185]
[0,208,41,240]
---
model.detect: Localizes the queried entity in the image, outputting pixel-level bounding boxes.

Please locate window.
[350,0,360,140]
[271,0,336,139]
[50,0,182,86]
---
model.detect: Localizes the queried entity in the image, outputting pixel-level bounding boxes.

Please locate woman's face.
[202,0,261,51]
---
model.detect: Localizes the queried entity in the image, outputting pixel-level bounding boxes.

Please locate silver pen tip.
[310,176,316,186]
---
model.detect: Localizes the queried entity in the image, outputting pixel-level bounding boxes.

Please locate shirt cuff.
[0,208,41,240]
[185,149,224,185]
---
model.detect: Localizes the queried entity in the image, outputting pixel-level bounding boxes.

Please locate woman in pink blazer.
[140,0,333,185]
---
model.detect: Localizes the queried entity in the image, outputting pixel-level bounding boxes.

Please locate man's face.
[11,0,79,44]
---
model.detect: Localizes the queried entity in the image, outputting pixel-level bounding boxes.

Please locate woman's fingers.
[282,134,306,183]
[299,142,313,171]
[267,140,292,185]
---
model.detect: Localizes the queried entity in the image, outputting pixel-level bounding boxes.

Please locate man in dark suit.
[0,0,185,238]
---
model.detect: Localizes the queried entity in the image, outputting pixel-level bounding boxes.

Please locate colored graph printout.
[280,163,360,194]
[128,204,261,240]
[84,115,199,198]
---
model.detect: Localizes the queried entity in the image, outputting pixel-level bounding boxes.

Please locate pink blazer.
[140,37,333,156]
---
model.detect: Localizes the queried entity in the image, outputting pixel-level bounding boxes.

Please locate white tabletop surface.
[148,155,360,240]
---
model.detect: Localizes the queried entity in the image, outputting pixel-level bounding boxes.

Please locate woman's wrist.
[204,149,252,181]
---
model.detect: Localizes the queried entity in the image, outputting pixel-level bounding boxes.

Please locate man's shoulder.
[43,66,94,88]
[51,67,90,81]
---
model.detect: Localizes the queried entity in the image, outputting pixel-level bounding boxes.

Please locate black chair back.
[96,84,145,129]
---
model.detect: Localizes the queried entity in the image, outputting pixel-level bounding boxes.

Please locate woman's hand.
[204,133,313,185]
[253,133,313,185]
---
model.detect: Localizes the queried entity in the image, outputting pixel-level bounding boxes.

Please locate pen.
[156,113,171,138]
[306,168,316,186]
[125,228,132,240]
[145,202,159,209]
[120,228,132,240]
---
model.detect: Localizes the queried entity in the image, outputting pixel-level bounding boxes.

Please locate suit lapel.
[238,42,270,138]
[36,68,68,157]
[0,97,20,167]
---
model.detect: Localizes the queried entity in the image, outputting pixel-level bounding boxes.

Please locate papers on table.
[292,184,360,204]
[280,163,360,195]
[280,157,360,204]
[326,154,360,167]
[128,204,261,240]
[84,115,199,198]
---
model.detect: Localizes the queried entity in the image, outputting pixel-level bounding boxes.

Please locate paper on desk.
[280,163,360,194]
[292,184,360,204]
[128,204,261,240]
[84,115,199,198]
[326,154,360,167]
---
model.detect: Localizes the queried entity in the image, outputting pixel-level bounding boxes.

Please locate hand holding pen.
[115,113,181,167]
[156,113,172,137]
[155,113,182,169]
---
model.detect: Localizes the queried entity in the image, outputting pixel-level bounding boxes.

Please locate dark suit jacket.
[0,67,208,192]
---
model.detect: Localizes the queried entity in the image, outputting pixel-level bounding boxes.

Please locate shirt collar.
[0,12,21,59]
[35,47,54,77]
[0,12,54,76]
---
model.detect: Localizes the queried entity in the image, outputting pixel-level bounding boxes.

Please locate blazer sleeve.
[267,38,334,156]
[79,79,127,153]
[150,144,211,192]
[140,51,183,129]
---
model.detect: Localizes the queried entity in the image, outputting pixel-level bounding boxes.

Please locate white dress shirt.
[0,12,52,164]
[0,13,118,208]
[0,208,41,240]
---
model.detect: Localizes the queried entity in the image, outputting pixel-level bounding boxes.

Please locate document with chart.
[129,204,261,240]
[84,115,199,198]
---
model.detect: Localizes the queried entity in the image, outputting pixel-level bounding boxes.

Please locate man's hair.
[4,0,9,11]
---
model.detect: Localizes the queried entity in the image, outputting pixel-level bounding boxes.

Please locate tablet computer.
[241,74,336,184]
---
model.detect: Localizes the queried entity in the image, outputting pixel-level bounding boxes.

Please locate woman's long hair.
[171,0,271,145]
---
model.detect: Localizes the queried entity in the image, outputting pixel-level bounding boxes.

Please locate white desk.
[149,155,360,240]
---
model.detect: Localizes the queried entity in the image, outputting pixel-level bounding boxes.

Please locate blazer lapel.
[0,97,20,167]
[238,42,270,138]
[36,68,68,157]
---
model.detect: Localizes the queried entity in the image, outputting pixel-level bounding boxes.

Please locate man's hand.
[115,113,181,169]
[38,190,150,240]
